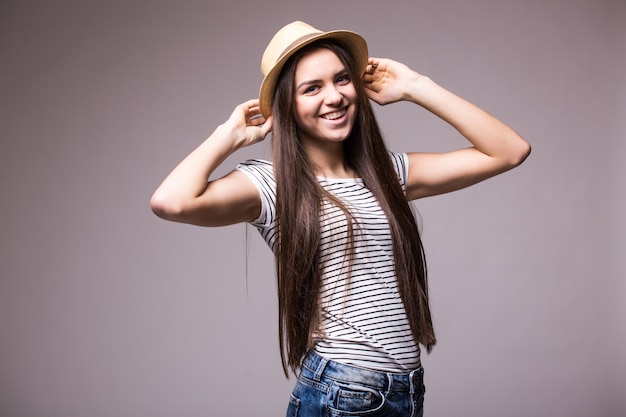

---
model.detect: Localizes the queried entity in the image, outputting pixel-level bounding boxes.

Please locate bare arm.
[150,99,272,226]
[363,58,531,200]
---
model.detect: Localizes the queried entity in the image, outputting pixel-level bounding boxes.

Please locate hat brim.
[259,30,368,118]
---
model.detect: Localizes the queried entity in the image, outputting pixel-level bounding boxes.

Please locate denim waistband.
[300,350,424,393]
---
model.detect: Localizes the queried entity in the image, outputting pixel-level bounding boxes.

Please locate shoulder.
[237,158,273,171]
[237,159,275,184]
[236,159,276,202]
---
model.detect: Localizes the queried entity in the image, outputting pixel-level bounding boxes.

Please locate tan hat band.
[276,32,324,62]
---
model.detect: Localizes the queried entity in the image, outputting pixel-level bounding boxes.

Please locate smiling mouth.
[320,108,347,120]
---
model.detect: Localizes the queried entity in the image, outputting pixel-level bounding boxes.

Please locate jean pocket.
[331,382,386,415]
[286,393,300,417]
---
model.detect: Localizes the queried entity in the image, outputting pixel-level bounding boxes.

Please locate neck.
[303,142,354,178]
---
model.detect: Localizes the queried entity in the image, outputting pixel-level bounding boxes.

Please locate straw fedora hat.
[259,21,368,118]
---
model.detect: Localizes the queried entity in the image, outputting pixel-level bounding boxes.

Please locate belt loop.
[408,368,417,417]
[313,356,328,382]
[385,373,393,395]
[408,369,416,396]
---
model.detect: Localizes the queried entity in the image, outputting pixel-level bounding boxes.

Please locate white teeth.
[321,109,346,120]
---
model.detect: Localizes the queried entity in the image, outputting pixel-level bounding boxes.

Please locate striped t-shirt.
[237,152,420,373]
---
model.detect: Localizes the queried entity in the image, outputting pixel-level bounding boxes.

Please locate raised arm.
[363,58,531,200]
[150,99,272,226]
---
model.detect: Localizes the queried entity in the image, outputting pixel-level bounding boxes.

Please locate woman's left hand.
[362,57,422,105]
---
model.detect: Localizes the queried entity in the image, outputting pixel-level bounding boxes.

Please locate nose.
[324,85,343,106]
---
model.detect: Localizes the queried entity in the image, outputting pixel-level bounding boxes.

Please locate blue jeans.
[286,351,425,417]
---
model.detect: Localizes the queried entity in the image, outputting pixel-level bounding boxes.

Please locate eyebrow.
[296,69,348,91]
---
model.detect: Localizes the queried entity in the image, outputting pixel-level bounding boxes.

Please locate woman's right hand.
[223,99,273,148]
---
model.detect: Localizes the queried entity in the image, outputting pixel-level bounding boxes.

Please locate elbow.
[505,137,531,170]
[514,139,532,167]
[150,191,185,221]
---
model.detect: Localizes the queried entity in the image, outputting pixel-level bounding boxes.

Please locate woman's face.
[292,47,358,149]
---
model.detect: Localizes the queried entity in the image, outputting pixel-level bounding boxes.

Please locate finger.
[233,99,258,120]
[362,72,375,83]
[366,57,381,73]
[365,64,378,75]
[364,82,380,94]
[236,99,258,115]
[364,87,381,103]
[246,103,262,116]
[245,102,264,125]
[261,115,273,136]
[242,98,260,108]
[249,115,265,126]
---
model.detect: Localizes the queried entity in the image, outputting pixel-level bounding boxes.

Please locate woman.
[151,21,530,417]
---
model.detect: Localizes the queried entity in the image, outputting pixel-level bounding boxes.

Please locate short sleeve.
[236,159,278,250]
[389,152,409,194]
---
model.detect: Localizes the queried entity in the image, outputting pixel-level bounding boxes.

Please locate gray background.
[1,0,624,416]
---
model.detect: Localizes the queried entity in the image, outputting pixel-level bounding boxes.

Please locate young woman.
[151,21,530,417]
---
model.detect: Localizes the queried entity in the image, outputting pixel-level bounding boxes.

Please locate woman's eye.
[304,85,319,94]
[336,74,351,84]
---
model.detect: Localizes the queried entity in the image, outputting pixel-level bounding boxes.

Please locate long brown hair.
[271,40,436,376]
